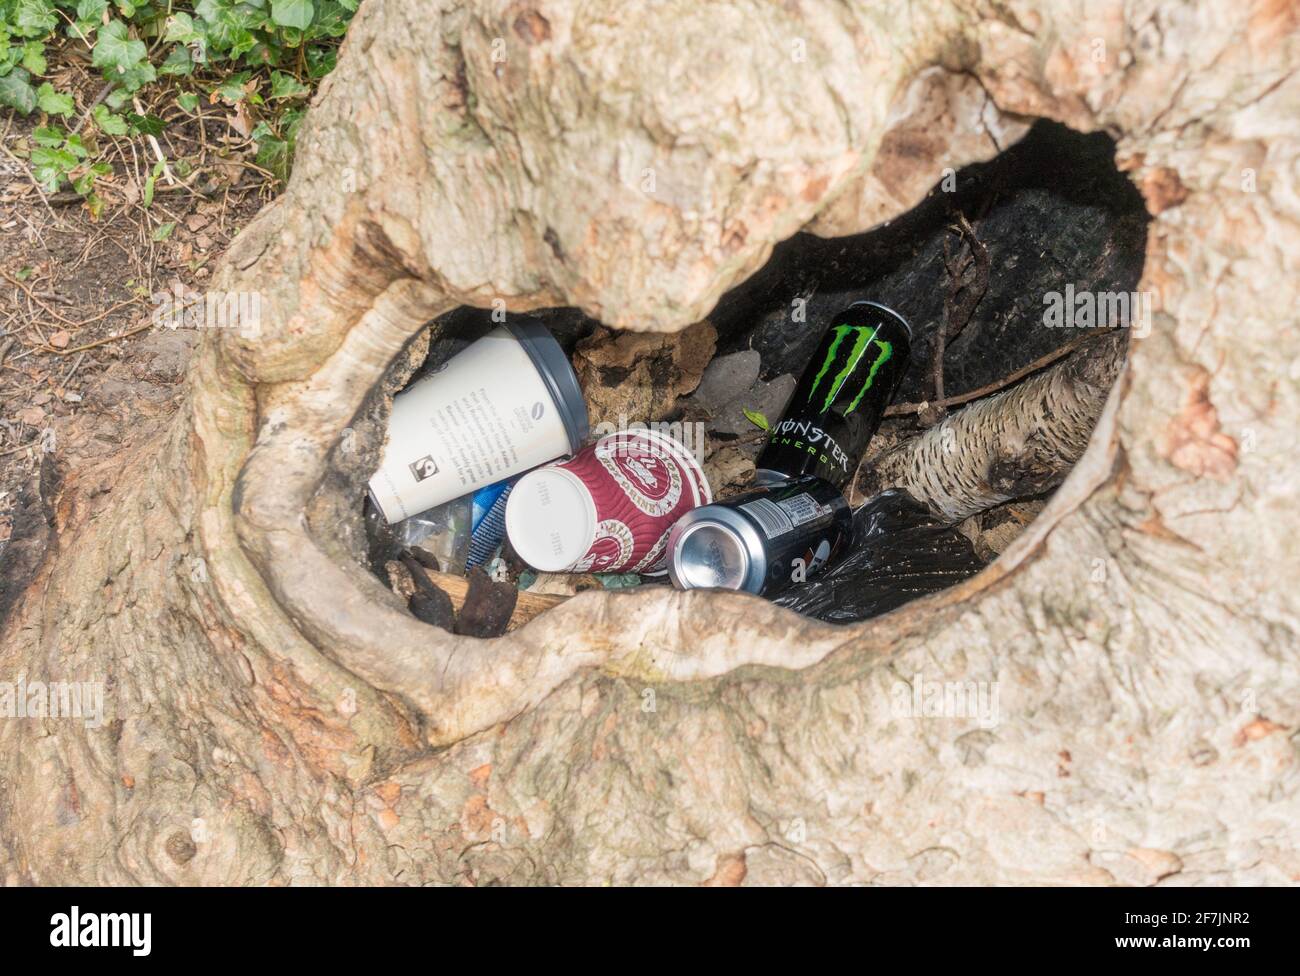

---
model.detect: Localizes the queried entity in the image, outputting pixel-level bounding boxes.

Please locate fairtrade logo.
[806,324,893,414]
[408,455,439,482]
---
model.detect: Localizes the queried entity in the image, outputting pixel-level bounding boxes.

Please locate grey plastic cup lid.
[505,320,590,453]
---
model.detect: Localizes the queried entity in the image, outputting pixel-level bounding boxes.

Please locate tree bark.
[862,332,1127,521]
[1,0,1297,885]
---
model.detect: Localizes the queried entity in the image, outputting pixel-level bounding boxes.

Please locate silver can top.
[667,505,768,593]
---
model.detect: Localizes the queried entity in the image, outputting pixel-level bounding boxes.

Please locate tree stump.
[1,0,1297,885]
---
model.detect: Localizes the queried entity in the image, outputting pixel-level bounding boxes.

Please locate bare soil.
[0,58,275,553]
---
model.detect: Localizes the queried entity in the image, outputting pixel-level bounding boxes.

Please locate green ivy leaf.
[743,408,770,431]
[93,103,130,135]
[176,91,200,113]
[271,0,314,31]
[30,145,79,191]
[252,127,291,181]
[305,44,337,79]
[21,40,47,75]
[91,20,155,91]
[32,126,67,148]
[92,21,145,73]
[214,70,253,102]
[157,45,194,77]
[0,67,37,115]
[163,13,202,45]
[268,70,308,100]
[77,0,111,21]
[11,0,59,38]
[36,82,75,117]
[307,0,351,38]
[152,220,177,241]
[127,112,165,136]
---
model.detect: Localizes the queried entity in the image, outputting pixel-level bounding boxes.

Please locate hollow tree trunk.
[2,0,1297,885]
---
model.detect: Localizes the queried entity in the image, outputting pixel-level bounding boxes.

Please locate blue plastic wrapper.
[471,479,512,533]
[467,482,514,568]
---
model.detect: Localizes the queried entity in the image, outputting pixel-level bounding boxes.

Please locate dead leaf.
[48,330,71,349]
[703,445,756,499]
[227,102,252,139]
[16,406,45,425]
[573,320,717,427]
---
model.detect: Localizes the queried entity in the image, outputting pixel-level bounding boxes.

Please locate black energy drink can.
[756,301,911,491]
[666,476,852,595]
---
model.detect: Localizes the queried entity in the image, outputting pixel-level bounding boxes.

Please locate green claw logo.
[806,324,894,414]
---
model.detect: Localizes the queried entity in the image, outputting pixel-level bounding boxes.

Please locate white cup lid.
[505,467,597,572]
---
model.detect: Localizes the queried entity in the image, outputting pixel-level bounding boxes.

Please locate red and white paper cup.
[505,429,711,574]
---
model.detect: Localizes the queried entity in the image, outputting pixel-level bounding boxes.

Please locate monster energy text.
[765,420,853,474]
[756,302,912,491]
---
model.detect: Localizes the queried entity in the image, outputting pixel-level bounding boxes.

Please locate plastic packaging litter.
[394,494,473,577]
[467,480,514,569]
[773,490,985,623]
[471,480,512,532]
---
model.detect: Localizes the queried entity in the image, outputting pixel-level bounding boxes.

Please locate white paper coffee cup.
[368,323,589,524]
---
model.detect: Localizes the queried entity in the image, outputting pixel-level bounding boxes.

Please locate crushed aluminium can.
[666,476,852,596]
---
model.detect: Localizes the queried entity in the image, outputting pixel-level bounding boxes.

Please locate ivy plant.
[0,0,359,201]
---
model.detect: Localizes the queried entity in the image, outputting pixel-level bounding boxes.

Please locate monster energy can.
[666,476,852,595]
[756,301,911,490]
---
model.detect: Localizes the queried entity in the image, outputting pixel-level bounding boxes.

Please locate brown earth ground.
[0,54,275,553]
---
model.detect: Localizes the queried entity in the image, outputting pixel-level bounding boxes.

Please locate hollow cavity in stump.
[344,121,1146,629]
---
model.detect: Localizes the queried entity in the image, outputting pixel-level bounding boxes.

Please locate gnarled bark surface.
[2,0,1298,885]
